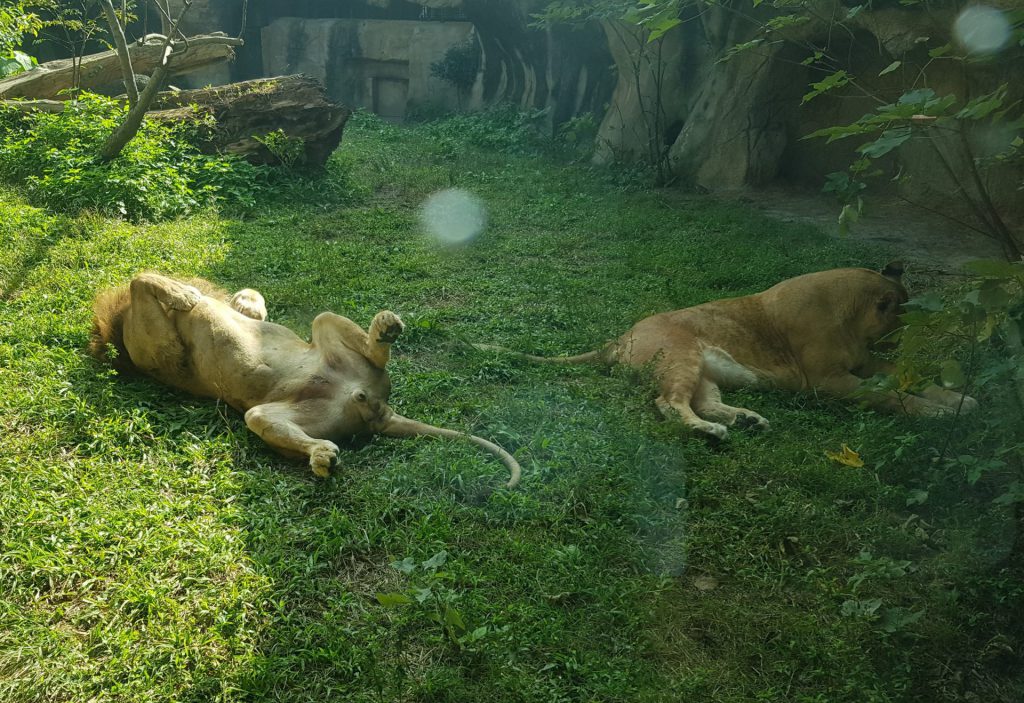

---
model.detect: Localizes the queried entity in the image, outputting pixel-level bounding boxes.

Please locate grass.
[0,111,1022,702]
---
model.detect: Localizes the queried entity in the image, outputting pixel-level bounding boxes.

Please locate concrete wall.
[262,18,477,120]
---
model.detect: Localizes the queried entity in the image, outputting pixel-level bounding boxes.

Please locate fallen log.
[0,99,66,113]
[151,75,351,167]
[0,33,240,100]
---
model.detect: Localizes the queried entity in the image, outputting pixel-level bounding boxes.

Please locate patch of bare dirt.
[732,187,1005,273]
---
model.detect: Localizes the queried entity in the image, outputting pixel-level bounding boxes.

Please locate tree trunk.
[99,0,139,106]
[0,34,239,100]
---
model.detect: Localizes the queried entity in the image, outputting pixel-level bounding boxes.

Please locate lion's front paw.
[374,311,405,344]
[309,440,340,478]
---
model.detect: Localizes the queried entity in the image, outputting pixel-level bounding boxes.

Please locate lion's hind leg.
[692,378,770,431]
[121,273,202,375]
[654,350,729,440]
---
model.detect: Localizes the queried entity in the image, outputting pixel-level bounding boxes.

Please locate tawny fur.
[478,264,978,440]
[89,276,232,373]
[89,272,521,487]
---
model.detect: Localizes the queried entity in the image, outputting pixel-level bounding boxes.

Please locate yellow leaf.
[825,443,864,467]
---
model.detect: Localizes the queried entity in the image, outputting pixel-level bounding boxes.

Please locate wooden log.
[151,75,351,167]
[0,33,240,100]
[0,99,67,113]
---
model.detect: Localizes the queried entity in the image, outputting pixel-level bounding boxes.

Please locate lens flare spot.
[954,6,1011,55]
[419,188,487,246]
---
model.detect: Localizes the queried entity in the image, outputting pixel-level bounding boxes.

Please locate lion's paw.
[698,421,729,441]
[230,289,268,321]
[735,412,770,431]
[374,311,405,344]
[169,285,203,311]
[309,441,339,478]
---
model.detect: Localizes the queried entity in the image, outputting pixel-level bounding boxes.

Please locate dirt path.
[734,187,1005,274]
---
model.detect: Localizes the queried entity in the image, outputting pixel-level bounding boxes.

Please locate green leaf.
[928,43,952,58]
[908,292,944,312]
[801,50,824,66]
[898,88,937,106]
[0,50,32,78]
[846,4,865,20]
[718,38,764,64]
[803,70,851,104]
[940,360,965,388]
[978,281,1012,310]
[878,61,901,76]
[956,85,1009,121]
[994,482,1024,506]
[422,550,448,569]
[858,127,912,158]
[803,122,876,142]
[376,592,413,608]
[444,606,466,632]
[391,556,417,574]
[879,607,924,633]
[647,17,681,42]
[860,137,906,162]
[464,625,489,642]
[837,203,861,236]
[841,597,882,617]
[906,489,929,506]
[765,14,810,32]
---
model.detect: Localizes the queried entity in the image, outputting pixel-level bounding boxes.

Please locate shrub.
[421,104,553,155]
[0,93,271,221]
[430,39,480,93]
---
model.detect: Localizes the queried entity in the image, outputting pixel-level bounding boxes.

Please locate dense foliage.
[0,0,43,76]
[0,94,330,221]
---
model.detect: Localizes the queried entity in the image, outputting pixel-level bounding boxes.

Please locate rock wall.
[589,1,1021,227]
[262,18,475,118]
[153,0,1021,225]
[463,1,613,132]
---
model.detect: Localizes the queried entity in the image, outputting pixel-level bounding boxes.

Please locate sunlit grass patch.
[0,112,1020,702]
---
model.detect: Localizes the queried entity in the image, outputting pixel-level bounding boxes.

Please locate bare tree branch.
[100,0,138,106]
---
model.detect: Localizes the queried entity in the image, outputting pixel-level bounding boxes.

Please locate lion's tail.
[471,343,607,365]
[88,284,138,374]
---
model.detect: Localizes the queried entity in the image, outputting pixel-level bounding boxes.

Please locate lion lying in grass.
[478,263,976,439]
[90,272,520,487]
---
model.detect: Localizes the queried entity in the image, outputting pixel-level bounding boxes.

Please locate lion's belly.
[169,304,300,406]
[700,346,762,388]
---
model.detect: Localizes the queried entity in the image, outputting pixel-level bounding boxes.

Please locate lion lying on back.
[90,272,521,486]
[479,263,977,439]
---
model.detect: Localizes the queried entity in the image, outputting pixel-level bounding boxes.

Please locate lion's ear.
[881,261,904,281]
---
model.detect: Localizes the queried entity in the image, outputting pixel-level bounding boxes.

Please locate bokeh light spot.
[954,6,1011,56]
[419,188,488,246]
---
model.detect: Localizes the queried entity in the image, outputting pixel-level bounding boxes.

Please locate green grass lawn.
[1,113,1022,702]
